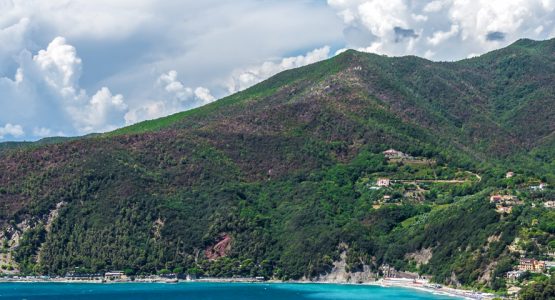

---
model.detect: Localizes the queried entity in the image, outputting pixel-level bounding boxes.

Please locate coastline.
[284,279,488,300]
[0,276,495,299]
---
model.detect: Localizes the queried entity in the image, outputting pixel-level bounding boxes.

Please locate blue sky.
[0,0,554,141]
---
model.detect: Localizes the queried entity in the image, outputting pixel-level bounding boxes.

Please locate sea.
[0,282,461,300]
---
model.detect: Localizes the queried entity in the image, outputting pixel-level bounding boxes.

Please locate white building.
[377,178,391,187]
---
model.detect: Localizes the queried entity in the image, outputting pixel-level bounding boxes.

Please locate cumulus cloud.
[327,0,555,60]
[226,46,331,93]
[32,127,55,138]
[0,123,24,139]
[0,37,129,137]
[194,87,216,103]
[0,1,343,140]
[33,37,82,94]
[423,1,444,13]
[78,87,128,132]
[0,17,31,72]
[427,25,460,46]
[124,70,216,124]
[0,34,220,138]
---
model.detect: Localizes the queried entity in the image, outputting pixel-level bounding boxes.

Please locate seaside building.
[380,264,396,278]
[518,258,545,272]
[105,271,125,280]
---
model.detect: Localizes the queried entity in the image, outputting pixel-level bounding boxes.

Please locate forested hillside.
[1,38,554,295]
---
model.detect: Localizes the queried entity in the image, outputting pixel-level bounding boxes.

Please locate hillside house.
[545,261,555,269]
[490,195,503,202]
[518,258,545,272]
[383,149,407,159]
[490,195,518,203]
[531,183,547,191]
[496,206,512,214]
[506,171,515,178]
[377,178,391,187]
[490,195,520,214]
[544,201,555,209]
[505,270,524,280]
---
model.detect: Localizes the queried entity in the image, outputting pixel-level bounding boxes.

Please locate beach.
[0,275,498,299]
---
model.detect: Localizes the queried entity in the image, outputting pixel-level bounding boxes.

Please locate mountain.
[1,38,554,292]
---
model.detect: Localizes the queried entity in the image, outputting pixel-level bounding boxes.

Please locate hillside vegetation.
[1,38,554,296]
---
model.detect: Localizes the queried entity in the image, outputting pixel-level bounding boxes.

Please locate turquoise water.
[0,282,460,300]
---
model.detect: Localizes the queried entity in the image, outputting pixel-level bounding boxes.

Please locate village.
[367,149,555,298]
[365,148,480,208]
[0,270,268,284]
[371,149,552,210]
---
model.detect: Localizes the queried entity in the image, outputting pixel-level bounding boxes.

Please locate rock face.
[205,234,232,260]
[1,201,66,272]
[316,251,376,283]
[0,220,30,274]
[405,248,432,267]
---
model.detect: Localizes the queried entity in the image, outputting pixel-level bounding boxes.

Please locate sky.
[0,0,554,141]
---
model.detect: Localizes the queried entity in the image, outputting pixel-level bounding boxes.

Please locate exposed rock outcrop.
[316,250,376,283]
[405,247,432,267]
[205,234,232,260]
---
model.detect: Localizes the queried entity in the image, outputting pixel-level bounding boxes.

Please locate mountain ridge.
[0,38,554,295]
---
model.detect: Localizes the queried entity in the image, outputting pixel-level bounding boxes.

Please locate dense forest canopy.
[1,38,554,298]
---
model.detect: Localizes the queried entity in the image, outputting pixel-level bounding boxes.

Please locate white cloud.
[327,0,555,60]
[29,37,129,134]
[77,87,128,132]
[1,34,221,137]
[357,0,409,38]
[159,70,186,95]
[0,1,343,140]
[1,0,151,40]
[0,17,30,72]
[32,127,53,138]
[123,101,168,125]
[423,1,445,13]
[449,0,549,43]
[427,25,460,46]
[124,70,216,124]
[33,37,82,93]
[0,123,24,139]
[0,37,130,137]
[194,87,215,104]
[226,46,331,93]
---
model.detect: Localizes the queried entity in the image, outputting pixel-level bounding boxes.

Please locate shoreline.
[0,277,495,299]
[286,279,489,300]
